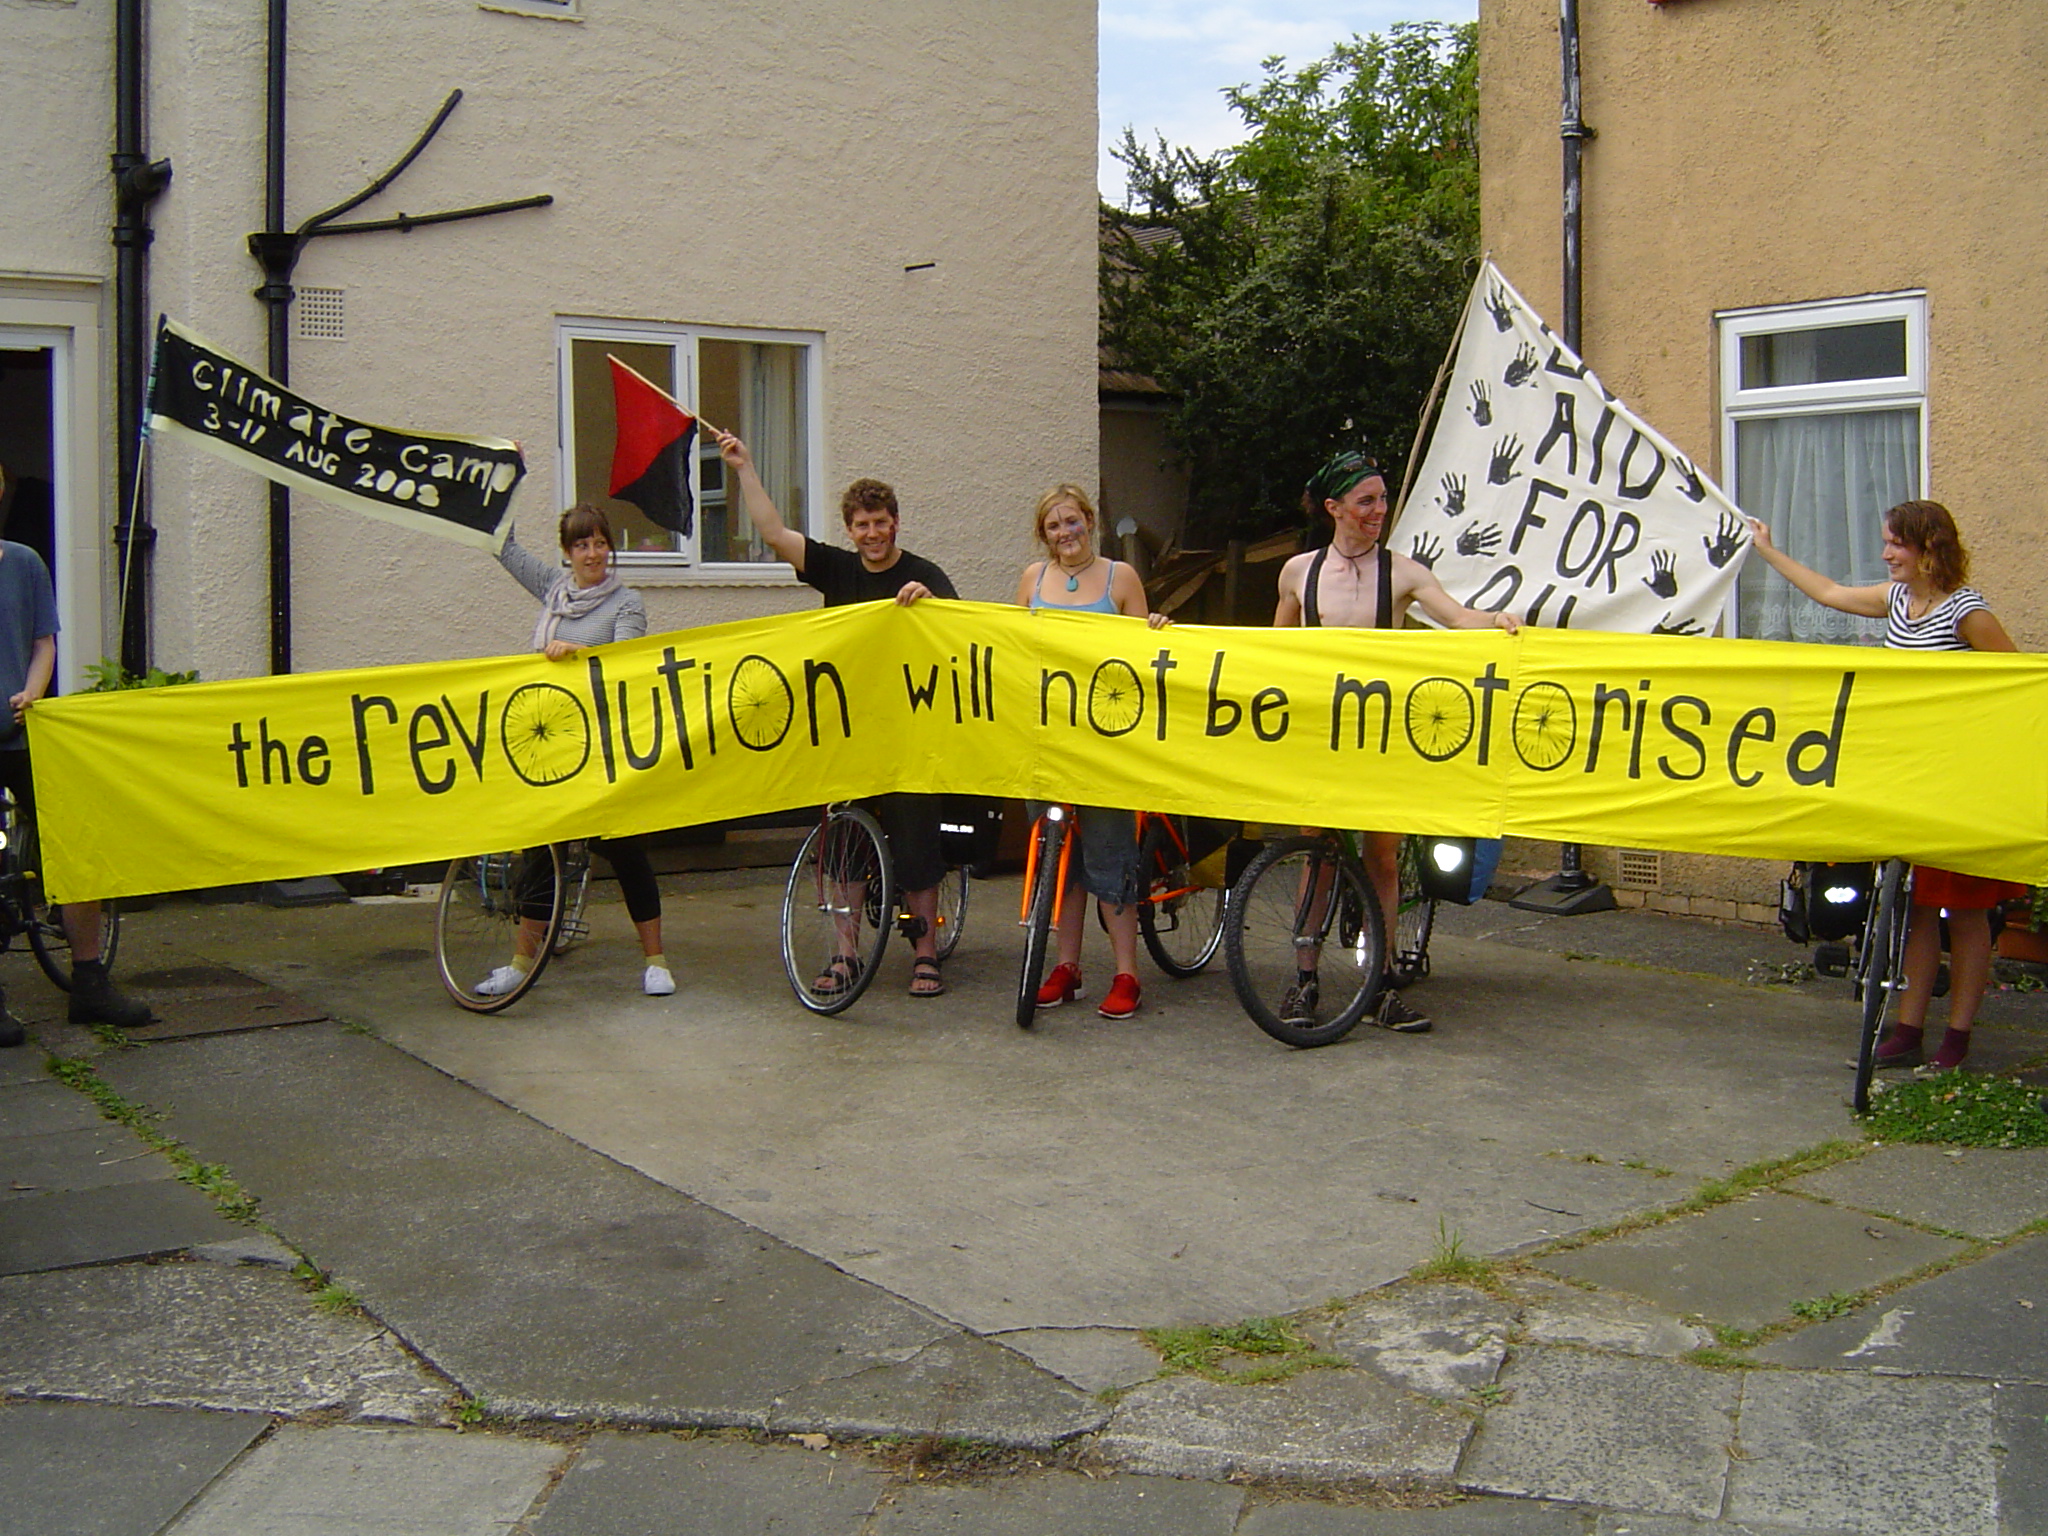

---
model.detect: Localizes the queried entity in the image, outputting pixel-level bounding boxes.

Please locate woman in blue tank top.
[1013,484,1167,1020]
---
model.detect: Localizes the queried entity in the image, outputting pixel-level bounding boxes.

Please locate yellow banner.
[31,600,2048,902]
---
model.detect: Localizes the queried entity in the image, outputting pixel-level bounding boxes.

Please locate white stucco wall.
[14,0,1096,680]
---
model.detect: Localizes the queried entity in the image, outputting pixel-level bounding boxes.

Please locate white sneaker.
[474,964,525,998]
[643,964,676,996]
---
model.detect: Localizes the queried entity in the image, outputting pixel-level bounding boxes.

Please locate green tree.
[1102,22,1479,544]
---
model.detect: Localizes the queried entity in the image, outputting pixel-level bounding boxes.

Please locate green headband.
[1308,450,1382,507]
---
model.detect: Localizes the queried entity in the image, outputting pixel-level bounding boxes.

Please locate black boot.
[68,960,153,1030]
[0,984,22,1048]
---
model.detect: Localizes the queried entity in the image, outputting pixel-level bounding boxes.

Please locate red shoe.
[1098,972,1141,1019]
[1035,963,1082,1009]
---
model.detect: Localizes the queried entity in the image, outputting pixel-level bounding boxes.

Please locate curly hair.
[1885,500,1969,590]
[557,503,615,552]
[1032,484,1097,551]
[839,478,899,528]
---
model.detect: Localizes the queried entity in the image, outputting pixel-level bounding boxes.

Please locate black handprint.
[1642,549,1679,599]
[1673,455,1706,503]
[1488,434,1524,486]
[1503,343,1540,388]
[1702,510,1747,569]
[1410,532,1443,569]
[1437,473,1467,518]
[1468,380,1492,427]
[1653,614,1704,637]
[1456,523,1503,559]
[1485,283,1516,332]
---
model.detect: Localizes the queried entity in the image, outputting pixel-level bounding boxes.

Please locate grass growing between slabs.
[1862,1071,2048,1149]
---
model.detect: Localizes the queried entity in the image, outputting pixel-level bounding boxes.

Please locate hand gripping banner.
[29,602,2048,903]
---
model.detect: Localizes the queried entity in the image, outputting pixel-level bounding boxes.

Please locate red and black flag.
[607,355,697,535]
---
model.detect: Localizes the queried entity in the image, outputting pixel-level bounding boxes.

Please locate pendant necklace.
[1063,554,1097,592]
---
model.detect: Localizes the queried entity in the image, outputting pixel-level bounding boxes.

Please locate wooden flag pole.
[606,354,722,440]
[1387,254,1481,532]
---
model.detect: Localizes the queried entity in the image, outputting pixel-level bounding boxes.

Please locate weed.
[1790,1291,1861,1323]
[1683,1141,1865,1213]
[1141,1316,1346,1384]
[45,1056,263,1225]
[312,1282,360,1314]
[1410,1218,1498,1287]
[1682,1347,1755,1371]
[1469,1381,1510,1406]
[1710,1323,1762,1350]
[453,1395,489,1426]
[1861,1073,2048,1149]
[1621,1159,1675,1177]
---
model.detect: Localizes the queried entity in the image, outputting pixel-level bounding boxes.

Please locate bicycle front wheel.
[17,814,119,991]
[1390,835,1435,989]
[782,806,893,1015]
[1852,858,1909,1112]
[1137,818,1224,977]
[1226,837,1385,1048]
[552,840,593,955]
[1015,812,1068,1029]
[436,847,563,1013]
[932,864,970,962]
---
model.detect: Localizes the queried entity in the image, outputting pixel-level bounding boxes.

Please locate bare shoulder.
[1387,549,1443,595]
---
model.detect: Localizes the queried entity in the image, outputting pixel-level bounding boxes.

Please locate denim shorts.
[1028,801,1141,907]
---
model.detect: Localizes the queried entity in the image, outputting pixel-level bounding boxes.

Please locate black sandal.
[813,953,863,997]
[909,957,946,998]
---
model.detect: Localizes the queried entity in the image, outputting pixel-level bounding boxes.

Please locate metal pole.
[261,0,293,675]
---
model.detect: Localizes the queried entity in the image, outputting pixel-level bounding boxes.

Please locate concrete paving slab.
[527,1433,886,1535]
[0,1260,451,1421]
[767,1332,1109,1445]
[1781,1145,2048,1240]
[1995,1382,2048,1536]
[0,1122,172,1200]
[1503,1274,1712,1359]
[1457,1348,1738,1519]
[1322,1284,1516,1398]
[96,1024,1097,1440]
[164,1423,564,1535]
[1588,1519,1849,1536]
[1532,1192,1968,1332]
[0,1079,105,1139]
[0,1178,245,1274]
[118,962,327,1041]
[1753,1230,2048,1383]
[991,1327,1160,1393]
[1098,1369,1472,1487]
[1239,1495,1592,1533]
[1727,1370,1998,1536]
[0,1399,268,1536]
[875,1470,1244,1534]
[0,1053,47,1089]
[137,892,1870,1344]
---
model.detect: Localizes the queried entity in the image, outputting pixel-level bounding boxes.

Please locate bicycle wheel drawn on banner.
[728,654,796,751]
[1086,660,1145,737]
[1511,681,1576,771]
[1404,678,1474,762]
[500,684,592,787]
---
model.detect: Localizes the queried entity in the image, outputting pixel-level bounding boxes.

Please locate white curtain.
[1735,407,1918,643]
[741,343,801,564]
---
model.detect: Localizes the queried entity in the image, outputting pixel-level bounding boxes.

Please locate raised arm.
[716,430,808,570]
[1745,518,1889,619]
[1401,558,1520,633]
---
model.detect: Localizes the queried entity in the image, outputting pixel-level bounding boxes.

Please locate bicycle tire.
[1137,819,1224,977]
[1390,835,1435,989]
[1015,812,1067,1029]
[436,846,564,1013]
[1226,836,1385,1048]
[15,813,119,991]
[1852,858,1909,1112]
[782,806,893,1015]
[932,864,970,962]
[552,840,593,955]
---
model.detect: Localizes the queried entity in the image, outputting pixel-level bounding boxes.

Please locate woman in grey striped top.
[477,504,674,999]
[1747,500,2018,1074]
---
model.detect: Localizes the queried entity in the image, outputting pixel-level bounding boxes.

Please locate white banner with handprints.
[1395,261,1750,635]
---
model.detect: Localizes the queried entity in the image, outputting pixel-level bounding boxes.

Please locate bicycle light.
[1419,836,1500,906]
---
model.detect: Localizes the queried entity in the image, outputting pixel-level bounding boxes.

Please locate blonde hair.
[1032,483,1098,552]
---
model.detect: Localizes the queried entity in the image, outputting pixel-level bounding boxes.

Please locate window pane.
[1739,320,1907,390]
[697,338,807,564]
[1735,407,1918,643]
[569,337,680,554]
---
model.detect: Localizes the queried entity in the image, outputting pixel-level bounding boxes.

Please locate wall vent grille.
[296,288,345,341]
[1617,849,1662,890]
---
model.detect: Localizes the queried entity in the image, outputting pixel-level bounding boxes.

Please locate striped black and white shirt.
[1884,582,1988,651]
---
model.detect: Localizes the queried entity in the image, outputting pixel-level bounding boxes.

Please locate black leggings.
[518,836,661,926]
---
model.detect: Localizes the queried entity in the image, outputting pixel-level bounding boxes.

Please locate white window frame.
[555,317,824,585]
[1717,290,1928,637]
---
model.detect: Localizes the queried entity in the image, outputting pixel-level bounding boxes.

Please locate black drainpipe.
[253,0,294,675]
[111,0,172,677]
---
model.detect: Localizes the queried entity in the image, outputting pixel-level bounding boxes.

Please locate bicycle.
[781,802,976,1015]
[0,791,119,990]
[1223,829,1388,1048]
[1013,807,1228,1029]
[434,840,589,1013]
[1391,834,1437,989]
[1850,858,1911,1113]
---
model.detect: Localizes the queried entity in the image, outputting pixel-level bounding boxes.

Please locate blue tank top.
[1029,558,1122,614]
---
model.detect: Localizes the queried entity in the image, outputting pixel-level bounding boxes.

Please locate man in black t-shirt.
[715,431,958,998]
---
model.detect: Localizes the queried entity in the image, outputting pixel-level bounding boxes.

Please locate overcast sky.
[1099,1,1480,204]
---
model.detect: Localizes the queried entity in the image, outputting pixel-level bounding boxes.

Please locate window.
[1719,293,1926,644]
[480,0,580,20]
[557,320,819,577]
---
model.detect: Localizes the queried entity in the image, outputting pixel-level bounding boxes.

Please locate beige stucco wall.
[12,0,1096,680]
[1099,398,1188,552]
[1478,0,2048,910]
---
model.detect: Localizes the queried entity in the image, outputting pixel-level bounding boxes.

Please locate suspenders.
[1303,543,1393,630]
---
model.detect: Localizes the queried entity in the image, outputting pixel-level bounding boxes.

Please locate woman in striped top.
[1748,500,2017,1073]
